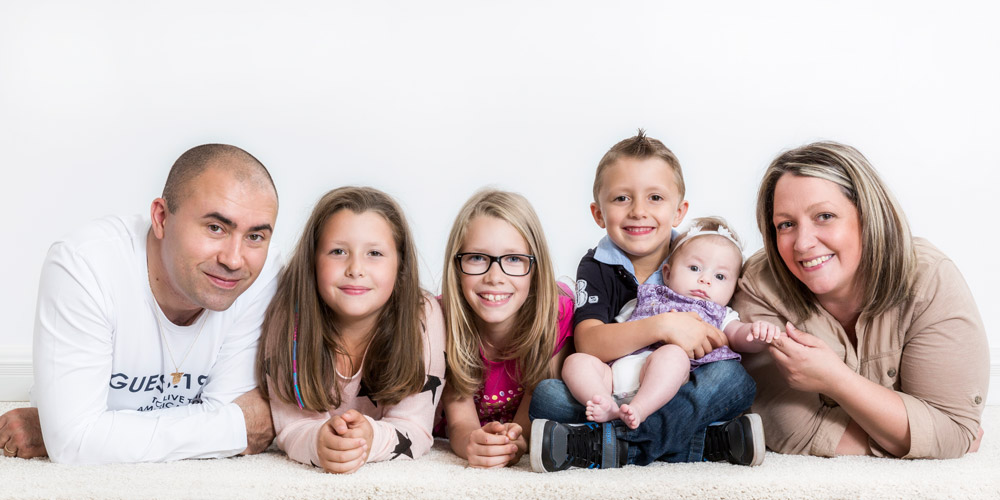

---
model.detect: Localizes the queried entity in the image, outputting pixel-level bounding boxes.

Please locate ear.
[150,198,169,240]
[590,202,606,229]
[661,262,671,281]
[671,199,689,228]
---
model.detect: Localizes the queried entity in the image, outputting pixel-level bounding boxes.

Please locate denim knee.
[528,379,587,423]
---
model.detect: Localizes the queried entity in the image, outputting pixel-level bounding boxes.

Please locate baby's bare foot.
[585,395,620,423]
[619,403,644,429]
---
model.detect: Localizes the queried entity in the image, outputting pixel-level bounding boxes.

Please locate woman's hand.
[768,322,851,395]
[465,421,522,468]
[316,410,373,474]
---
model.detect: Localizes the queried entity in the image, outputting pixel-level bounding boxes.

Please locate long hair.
[256,186,426,411]
[441,189,567,397]
[755,141,916,322]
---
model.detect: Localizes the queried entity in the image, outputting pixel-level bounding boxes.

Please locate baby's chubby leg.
[620,345,690,430]
[561,353,619,423]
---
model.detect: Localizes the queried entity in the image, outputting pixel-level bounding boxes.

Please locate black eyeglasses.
[455,253,536,276]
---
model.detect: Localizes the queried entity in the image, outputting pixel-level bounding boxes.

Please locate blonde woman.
[734,141,988,459]
[440,189,574,468]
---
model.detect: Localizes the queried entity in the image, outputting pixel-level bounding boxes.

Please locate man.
[0,144,279,464]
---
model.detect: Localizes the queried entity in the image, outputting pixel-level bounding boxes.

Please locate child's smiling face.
[457,215,534,337]
[591,156,688,263]
[314,209,399,332]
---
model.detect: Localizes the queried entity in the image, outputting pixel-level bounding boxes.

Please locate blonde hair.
[442,189,567,397]
[593,129,685,202]
[256,186,426,411]
[756,141,916,321]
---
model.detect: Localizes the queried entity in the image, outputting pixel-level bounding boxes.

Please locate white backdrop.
[1,2,997,374]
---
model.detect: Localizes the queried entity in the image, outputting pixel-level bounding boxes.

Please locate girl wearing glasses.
[439,189,574,468]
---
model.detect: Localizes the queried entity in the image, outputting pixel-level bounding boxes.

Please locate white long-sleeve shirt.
[31,215,280,464]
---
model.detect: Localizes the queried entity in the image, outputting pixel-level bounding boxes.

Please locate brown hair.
[593,129,685,202]
[256,186,426,411]
[441,189,568,397]
[755,141,916,321]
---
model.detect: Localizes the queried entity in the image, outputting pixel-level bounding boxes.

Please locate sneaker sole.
[529,419,548,473]
[745,413,765,466]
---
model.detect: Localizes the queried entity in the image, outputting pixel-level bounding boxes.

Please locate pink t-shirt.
[473,285,574,426]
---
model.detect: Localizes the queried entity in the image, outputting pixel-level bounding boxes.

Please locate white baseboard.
[0,345,32,401]
[2,345,999,405]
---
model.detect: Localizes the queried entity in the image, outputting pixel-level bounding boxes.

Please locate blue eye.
[504,255,524,264]
[467,254,486,263]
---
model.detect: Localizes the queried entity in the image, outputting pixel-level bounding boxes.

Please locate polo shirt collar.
[592,236,665,285]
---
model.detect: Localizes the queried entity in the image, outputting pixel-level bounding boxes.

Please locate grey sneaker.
[529,419,628,472]
[703,413,765,466]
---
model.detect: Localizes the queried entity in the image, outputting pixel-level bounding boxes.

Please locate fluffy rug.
[1,401,997,500]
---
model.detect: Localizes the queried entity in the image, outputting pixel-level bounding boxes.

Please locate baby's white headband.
[667,223,743,260]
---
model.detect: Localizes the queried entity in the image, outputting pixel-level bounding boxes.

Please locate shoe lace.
[703,424,729,462]
[565,424,604,469]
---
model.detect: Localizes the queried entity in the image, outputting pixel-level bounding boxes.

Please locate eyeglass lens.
[458,253,532,276]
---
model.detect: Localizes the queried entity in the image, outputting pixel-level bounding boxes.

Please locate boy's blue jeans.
[529,359,755,466]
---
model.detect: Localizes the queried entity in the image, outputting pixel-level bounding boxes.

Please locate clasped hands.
[465,421,523,468]
[316,409,375,474]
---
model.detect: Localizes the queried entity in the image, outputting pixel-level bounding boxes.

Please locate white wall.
[2,1,997,400]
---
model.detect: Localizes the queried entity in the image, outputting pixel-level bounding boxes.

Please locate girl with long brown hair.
[256,186,445,473]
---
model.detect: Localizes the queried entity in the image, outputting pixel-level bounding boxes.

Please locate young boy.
[529,130,764,472]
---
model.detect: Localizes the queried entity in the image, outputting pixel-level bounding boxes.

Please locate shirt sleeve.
[891,256,988,459]
[720,306,740,331]
[269,379,328,467]
[573,252,616,327]
[33,243,277,464]
[366,296,447,462]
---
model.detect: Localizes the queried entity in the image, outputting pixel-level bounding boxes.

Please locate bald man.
[0,144,280,464]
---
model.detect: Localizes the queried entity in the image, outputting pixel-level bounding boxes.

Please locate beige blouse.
[733,238,988,459]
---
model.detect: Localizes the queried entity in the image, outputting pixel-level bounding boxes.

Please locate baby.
[563,217,781,429]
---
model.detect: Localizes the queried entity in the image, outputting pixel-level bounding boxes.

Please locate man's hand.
[316,410,372,474]
[234,389,275,455]
[0,407,47,459]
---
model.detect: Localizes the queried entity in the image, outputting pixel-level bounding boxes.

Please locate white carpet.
[1,402,997,500]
